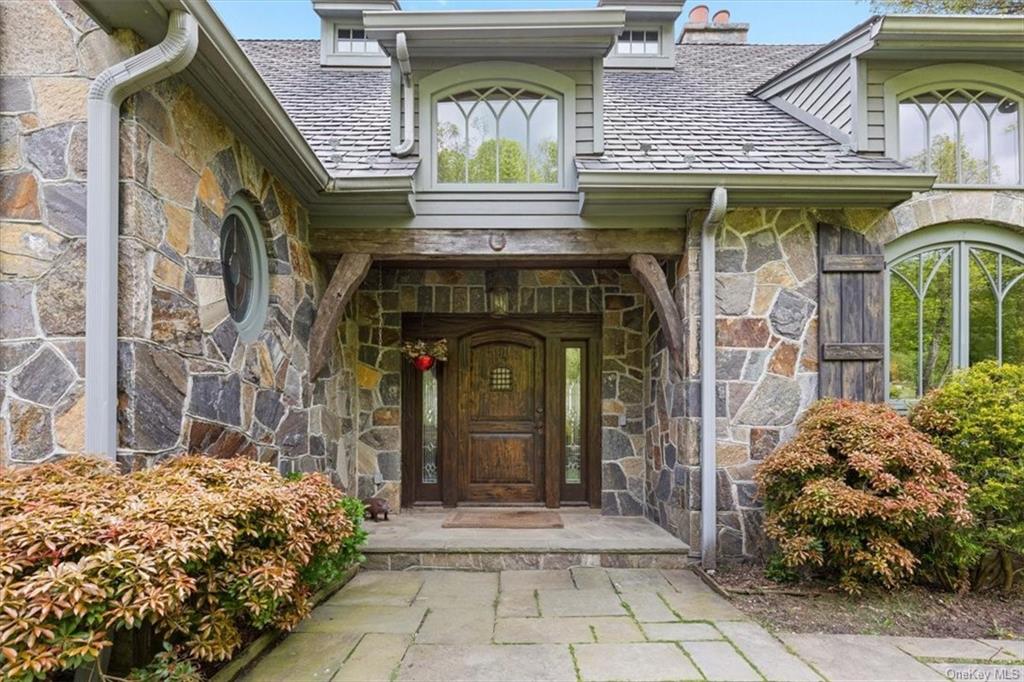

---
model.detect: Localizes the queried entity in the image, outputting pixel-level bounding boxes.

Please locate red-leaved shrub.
[0,455,356,681]
[755,400,971,593]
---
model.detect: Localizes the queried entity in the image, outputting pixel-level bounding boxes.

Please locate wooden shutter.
[818,222,885,402]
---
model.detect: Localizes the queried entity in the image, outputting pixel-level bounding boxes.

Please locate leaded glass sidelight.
[435,86,559,185]
[220,213,254,323]
[564,347,582,485]
[898,88,1022,185]
[887,228,1024,403]
[422,364,438,485]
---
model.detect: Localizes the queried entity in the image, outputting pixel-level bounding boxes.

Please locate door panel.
[459,330,545,503]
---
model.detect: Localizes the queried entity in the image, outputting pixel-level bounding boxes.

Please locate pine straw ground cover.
[0,456,364,681]
[713,563,1023,639]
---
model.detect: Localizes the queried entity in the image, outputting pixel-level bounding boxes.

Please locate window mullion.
[956,242,969,369]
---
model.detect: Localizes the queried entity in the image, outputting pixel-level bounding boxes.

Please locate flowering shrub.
[755,400,971,593]
[910,361,1024,591]
[0,455,361,681]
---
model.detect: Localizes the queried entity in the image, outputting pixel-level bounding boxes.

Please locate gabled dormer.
[599,0,684,69]
[314,0,398,67]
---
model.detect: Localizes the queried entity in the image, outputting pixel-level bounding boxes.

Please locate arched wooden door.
[457,329,545,504]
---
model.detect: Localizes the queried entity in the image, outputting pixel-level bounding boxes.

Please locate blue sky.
[211,0,875,45]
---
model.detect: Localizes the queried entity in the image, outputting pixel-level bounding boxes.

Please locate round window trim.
[219,196,269,343]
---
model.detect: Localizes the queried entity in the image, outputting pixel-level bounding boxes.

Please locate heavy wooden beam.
[308,253,372,381]
[629,254,685,380]
[309,228,686,260]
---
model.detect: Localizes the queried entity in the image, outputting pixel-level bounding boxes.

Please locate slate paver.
[571,566,613,590]
[660,587,748,621]
[716,621,821,681]
[293,604,427,634]
[589,616,646,642]
[538,588,627,617]
[398,643,577,681]
[326,570,423,606]
[643,622,723,641]
[981,639,1024,659]
[782,633,946,681]
[891,636,1017,661]
[574,642,702,681]
[497,587,540,617]
[683,640,763,681]
[494,616,595,643]
[606,568,674,592]
[414,570,498,607]
[619,590,680,622]
[661,568,707,592]
[415,606,494,644]
[501,569,575,592]
[333,633,413,682]
[239,632,360,682]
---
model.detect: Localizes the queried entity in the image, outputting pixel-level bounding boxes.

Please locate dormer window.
[616,29,659,56]
[435,86,560,186]
[335,26,381,54]
[897,88,1022,185]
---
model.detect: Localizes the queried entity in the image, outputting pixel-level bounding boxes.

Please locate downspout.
[391,32,414,157]
[700,186,728,570]
[84,10,199,458]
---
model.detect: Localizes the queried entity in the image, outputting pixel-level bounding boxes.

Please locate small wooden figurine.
[362,497,390,522]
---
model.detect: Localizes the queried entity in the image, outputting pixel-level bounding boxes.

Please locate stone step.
[363,548,695,571]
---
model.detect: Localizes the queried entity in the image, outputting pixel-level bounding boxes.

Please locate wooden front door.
[402,315,601,508]
[458,330,546,504]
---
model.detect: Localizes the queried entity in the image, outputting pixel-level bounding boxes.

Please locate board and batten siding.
[403,57,598,161]
[777,58,854,136]
[863,59,1024,153]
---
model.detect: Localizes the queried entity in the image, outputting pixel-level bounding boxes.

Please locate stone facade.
[0,1,355,484]
[352,267,648,515]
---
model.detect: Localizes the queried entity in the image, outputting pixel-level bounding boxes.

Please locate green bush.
[755,400,971,593]
[910,361,1024,591]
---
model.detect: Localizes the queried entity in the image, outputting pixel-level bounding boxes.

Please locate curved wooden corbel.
[308,253,372,381]
[629,254,685,380]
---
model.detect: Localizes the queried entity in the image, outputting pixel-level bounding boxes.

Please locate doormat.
[442,510,564,529]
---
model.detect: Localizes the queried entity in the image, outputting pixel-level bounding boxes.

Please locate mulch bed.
[711,562,1024,640]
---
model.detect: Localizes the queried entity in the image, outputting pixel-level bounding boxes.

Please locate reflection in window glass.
[336,27,381,54]
[422,365,438,485]
[565,347,582,485]
[617,30,659,55]
[898,88,1021,185]
[436,87,559,185]
[888,238,1024,402]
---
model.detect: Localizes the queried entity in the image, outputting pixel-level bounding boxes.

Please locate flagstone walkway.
[239,568,1024,682]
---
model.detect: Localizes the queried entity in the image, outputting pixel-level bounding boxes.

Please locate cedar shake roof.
[239,38,913,180]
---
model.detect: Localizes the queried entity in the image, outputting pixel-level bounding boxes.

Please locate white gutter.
[700,186,728,571]
[391,32,414,157]
[84,10,199,459]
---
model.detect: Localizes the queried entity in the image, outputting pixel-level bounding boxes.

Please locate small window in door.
[489,367,513,391]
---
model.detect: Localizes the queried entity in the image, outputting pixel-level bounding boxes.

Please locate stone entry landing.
[363,508,691,570]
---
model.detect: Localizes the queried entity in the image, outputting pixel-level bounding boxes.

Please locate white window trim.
[883,63,1024,189]
[416,62,577,192]
[604,21,675,69]
[884,222,1024,408]
[319,19,389,67]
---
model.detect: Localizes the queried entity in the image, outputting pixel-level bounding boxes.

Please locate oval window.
[219,197,269,342]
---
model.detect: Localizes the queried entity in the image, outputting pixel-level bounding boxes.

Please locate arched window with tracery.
[897,87,1022,185]
[886,224,1024,403]
[434,86,560,186]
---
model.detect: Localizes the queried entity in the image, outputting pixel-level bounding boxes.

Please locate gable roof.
[242,38,914,182]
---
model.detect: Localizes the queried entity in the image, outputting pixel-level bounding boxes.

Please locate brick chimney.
[679,5,749,44]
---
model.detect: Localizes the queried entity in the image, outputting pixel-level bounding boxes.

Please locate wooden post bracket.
[308,253,372,381]
[629,254,685,380]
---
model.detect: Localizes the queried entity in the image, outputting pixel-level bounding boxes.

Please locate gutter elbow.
[702,185,728,235]
[391,32,415,158]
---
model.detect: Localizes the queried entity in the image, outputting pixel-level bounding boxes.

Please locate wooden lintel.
[308,253,372,381]
[309,228,686,260]
[629,254,685,380]
[821,342,884,361]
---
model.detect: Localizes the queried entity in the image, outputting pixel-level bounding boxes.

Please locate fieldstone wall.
[642,208,889,558]
[0,1,356,484]
[353,267,648,515]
